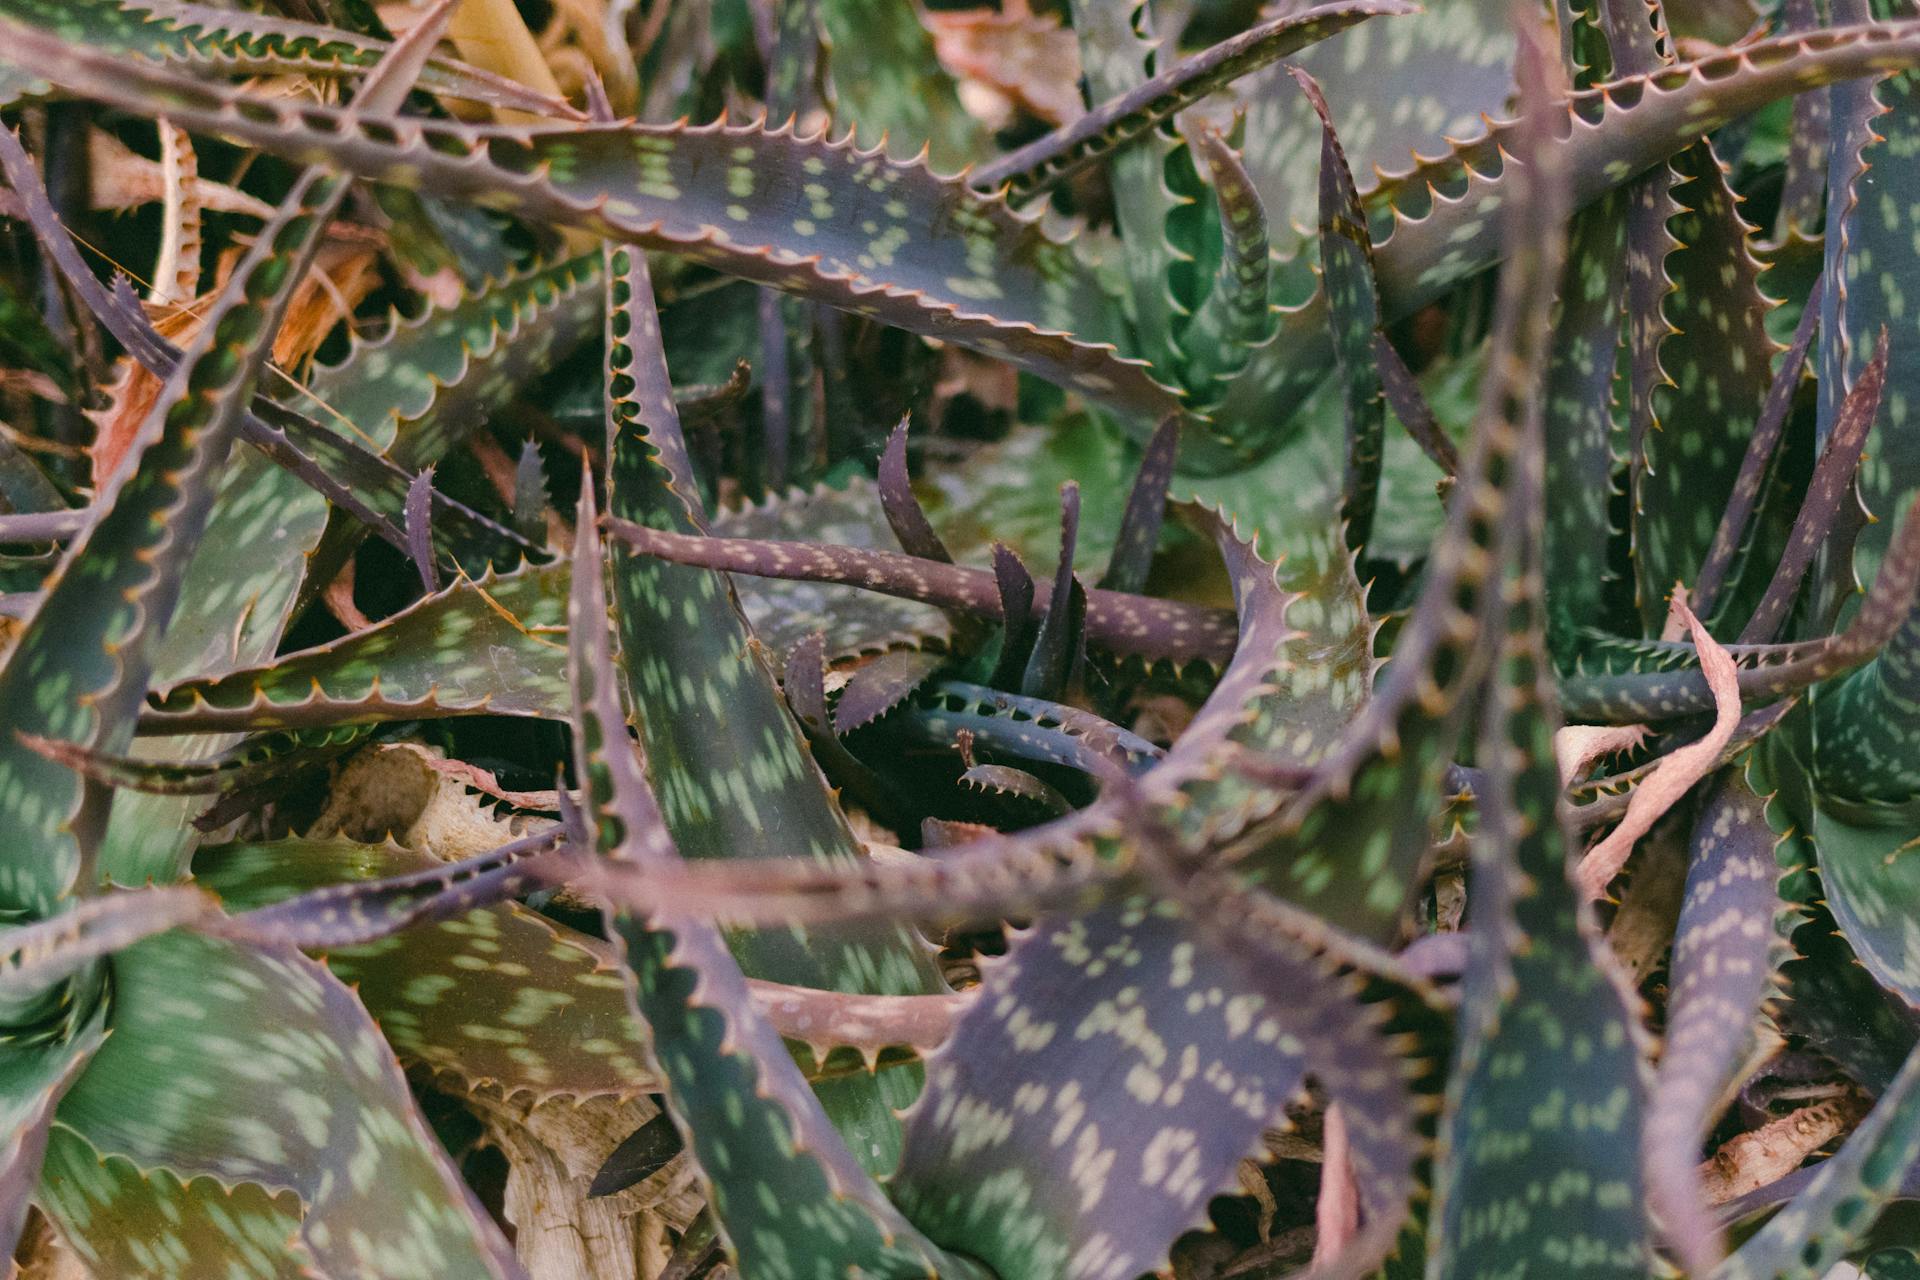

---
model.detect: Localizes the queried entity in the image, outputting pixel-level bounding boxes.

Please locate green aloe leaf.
[142,563,572,734]
[48,931,523,1277]
[1542,190,1630,657]
[600,245,949,1174]
[1632,142,1780,630]
[973,0,1410,199]
[37,1124,308,1279]
[1432,36,1652,1277]
[568,479,985,1279]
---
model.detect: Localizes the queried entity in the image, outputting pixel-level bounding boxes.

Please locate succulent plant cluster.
[6,0,1920,1275]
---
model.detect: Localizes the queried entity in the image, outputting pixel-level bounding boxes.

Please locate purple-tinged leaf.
[1097,415,1177,594]
[988,542,1039,688]
[18,727,362,797]
[405,465,441,594]
[893,808,1442,1280]
[0,507,84,541]
[600,244,950,1172]
[1693,274,1824,621]
[973,0,1413,197]
[957,763,1072,816]
[1430,30,1654,1276]
[715,477,952,669]
[835,648,944,735]
[1293,67,1387,560]
[1739,327,1886,643]
[600,517,1239,665]
[0,885,217,994]
[1021,482,1083,699]
[1375,332,1459,478]
[879,415,952,564]
[1643,767,1792,1274]
[784,632,904,824]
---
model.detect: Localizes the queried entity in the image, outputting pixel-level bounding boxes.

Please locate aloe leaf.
[1645,767,1793,1274]
[1020,484,1084,698]
[717,477,954,668]
[785,632,905,825]
[1065,0,1189,375]
[879,418,952,565]
[1177,124,1272,413]
[957,763,1072,817]
[1542,192,1629,657]
[1293,68,1388,561]
[1715,1035,1920,1279]
[0,0,574,113]
[1740,328,1886,644]
[1158,511,1372,847]
[601,245,950,1174]
[49,931,524,1277]
[891,860,1441,1280]
[0,30,1182,428]
[884,680,1162,777]
[142,563,572,734]
[21,727,364,798]
[37,1124,309,1278]
[0,1015,103,1260]
[1096,415,1177,595]
[1433,41,1652,1276]
[836,648,945,735]
[1773,0,1830,240]
[972,0,1411,199]
[568,481,983,1278]
[1633,142,1780,629]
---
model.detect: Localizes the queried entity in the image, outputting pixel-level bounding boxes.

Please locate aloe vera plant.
[9,0,1920,1275]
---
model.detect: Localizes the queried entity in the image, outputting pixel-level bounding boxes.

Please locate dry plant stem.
[1577,601,1740,897]
[1700,1096,1868,1205]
